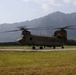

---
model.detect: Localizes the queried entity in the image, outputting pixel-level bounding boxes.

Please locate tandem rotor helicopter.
[2,25,76,49]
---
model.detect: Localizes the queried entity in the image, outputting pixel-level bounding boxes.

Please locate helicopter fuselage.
[17,34,65,49]
[16,28,68,49]
[1,25,75,49]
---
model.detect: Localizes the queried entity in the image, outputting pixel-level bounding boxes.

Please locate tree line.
[66,40,76,45]
[0,42,19,46]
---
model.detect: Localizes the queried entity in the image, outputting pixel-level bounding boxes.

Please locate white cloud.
[35,0,48,4]
[73,0,76,5]
[42,3,49,12]
[63,0,76,5]
[34,0,50,12]
[48,0,55,5]
[22,0,30,2]
[22,0,76,5]
[22,0,76,12]
[63,0,71,3]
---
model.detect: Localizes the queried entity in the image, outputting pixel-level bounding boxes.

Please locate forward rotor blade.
[1,29,19,33]
[17,25,53,30]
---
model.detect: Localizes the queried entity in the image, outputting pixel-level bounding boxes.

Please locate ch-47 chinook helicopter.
[2,25,76,49]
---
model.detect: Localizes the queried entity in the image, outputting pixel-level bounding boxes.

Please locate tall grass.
[0,51,76,75]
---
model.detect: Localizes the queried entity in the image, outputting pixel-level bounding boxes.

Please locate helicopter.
[2,25,76,49]
[2,26,75,49]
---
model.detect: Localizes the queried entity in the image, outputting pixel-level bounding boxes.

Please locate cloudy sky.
[0,0,76,24]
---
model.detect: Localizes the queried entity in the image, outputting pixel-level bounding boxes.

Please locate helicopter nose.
[16,38,22,44]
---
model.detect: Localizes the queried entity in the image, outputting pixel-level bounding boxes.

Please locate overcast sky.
[0,0,76,24]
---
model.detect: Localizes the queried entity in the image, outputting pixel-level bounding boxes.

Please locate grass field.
[0,50,76,75]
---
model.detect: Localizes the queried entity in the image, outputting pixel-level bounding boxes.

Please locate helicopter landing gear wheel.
[32,46,35,49]
[62,46,64,49]
[53,46,56,49]
[39,46,43,49]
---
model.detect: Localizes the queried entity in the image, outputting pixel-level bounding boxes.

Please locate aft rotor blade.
[54,25,76,29]
[67,28,76,30]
